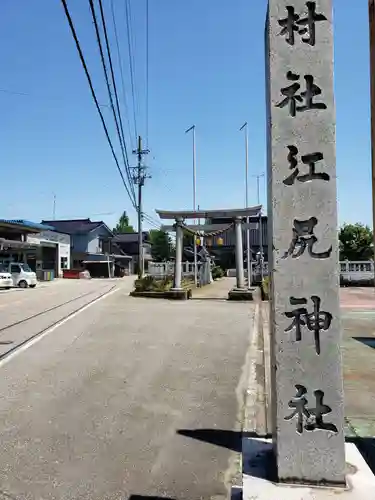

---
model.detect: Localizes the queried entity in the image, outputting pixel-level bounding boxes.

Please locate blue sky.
[0,0,372,230]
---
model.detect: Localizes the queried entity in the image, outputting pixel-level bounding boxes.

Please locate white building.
[27,230,71,278]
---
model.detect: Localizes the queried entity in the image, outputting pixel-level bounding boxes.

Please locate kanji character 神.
[285,295,332,355]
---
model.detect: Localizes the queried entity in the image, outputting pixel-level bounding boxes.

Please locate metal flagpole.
[240,122,251,288]
[369,0,375,277]
[185,125,198,286]
[256,174,265,282]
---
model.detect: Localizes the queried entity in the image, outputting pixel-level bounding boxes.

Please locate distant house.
[0,219,70,279]
[41,218,132,276]
[112,231,152,272]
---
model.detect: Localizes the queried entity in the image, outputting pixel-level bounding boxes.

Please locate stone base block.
[240,437,375,499]
[129,289,192,300]
[168,288,192,300]
[228,287,259,301]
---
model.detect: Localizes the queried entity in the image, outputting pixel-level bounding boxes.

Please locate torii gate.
[155,206,262,300]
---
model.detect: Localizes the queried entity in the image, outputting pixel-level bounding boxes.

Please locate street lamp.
[240,122,251,287]
[185,125,198,286]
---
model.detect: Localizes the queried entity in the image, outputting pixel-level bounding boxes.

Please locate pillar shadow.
[352,337,375,349]
[346,436,375,474]
[177,428,242,452]
[177,429,272,453]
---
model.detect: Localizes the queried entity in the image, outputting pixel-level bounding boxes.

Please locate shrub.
[134,275,155,292]
[212,266,225,280]
[134,275,174,292]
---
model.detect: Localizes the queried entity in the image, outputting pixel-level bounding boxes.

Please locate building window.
[60,257,68,270]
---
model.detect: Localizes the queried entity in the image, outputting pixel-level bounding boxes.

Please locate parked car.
[3,263,37,288]
[0,265,13,290]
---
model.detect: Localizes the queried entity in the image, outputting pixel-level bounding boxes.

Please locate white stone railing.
[150,261,374,284]
[340,260,374,284]
[148,261,195,278]
[227,261,374,284]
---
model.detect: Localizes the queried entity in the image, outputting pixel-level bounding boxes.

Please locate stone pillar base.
[240,438,375,499]
[168,288,192,300]
[228,287,259,301]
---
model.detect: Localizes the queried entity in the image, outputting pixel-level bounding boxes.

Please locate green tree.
[339,223,373,261]
[113,211,135,234]
[149,229,174,261]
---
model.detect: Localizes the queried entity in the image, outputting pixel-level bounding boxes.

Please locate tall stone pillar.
[172,219,183,290]
[266,0,345,485]
[234,217,245,289]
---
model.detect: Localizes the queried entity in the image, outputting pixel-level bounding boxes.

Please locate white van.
[8,263,37,288]
[0,265,13,290]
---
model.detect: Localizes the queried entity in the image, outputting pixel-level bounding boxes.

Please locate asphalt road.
[0,279,129,358]
[0,278,254,500]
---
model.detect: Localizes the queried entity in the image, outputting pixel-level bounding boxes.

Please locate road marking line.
[0,287,120,368]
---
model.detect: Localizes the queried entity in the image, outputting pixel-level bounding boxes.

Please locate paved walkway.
[340,286,375,310]
[341,288,375,471]
[192,277,236,299]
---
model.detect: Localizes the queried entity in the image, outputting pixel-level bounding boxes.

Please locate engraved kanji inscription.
[283,217,332,259]
[276,71,327,117]
[284,146,330,185]
[278,2,327,46]
[285,385,338,434]
[285,296,332,355]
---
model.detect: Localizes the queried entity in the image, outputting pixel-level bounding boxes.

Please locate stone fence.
[227,261,374,286]
[148,261,195,278]
[149,260,374,286]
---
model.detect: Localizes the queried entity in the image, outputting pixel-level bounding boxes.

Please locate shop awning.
[0,238,40,250]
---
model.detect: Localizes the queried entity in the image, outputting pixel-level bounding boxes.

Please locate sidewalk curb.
[243,302,268,434]
[232,301,269,499]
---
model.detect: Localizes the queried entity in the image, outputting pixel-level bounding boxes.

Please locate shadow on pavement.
[347,436,375,473]
[352,337,375,349]
[177,428,242,452]
[177,429,273,453]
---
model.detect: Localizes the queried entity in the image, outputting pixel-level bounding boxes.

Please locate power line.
[60,0,136,210]
[88,0,136,204]
[110,0,134,151]
[145,0,149,147]
[143,215,160,229]
[97,0,135,202]
[125,0,138,140]
[142,212,159,227]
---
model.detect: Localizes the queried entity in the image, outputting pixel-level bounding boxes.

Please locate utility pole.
[253,173,265,281]
[369,0,375,273]
[132,136,150,279]
[240,122,251,288]
[185,125,198,286]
